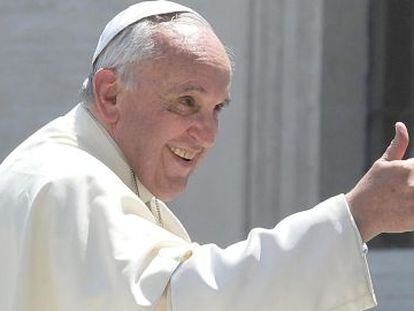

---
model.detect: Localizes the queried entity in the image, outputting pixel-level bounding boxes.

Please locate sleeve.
[170,195,377,311]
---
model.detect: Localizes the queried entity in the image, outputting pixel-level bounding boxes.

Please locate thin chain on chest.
[153,198,163,228]
[130,169,163,228]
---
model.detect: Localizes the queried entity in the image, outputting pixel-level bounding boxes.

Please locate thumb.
[381,122,409,161]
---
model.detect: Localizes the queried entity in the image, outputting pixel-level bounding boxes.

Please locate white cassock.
[0,104,376,311]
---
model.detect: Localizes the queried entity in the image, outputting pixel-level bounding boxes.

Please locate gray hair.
[79,12,220,105]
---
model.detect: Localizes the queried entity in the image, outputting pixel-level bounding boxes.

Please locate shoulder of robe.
[0,142,140,211]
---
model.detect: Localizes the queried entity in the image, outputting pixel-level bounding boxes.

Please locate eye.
[180,96,196,108]
[167,96,199,116]
[214,101,229,115]
[214,103,225,113]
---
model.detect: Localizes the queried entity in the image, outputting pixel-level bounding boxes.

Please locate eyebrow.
[182,85,231,105]
[163,84,205,97]
[167,84,231,105]
[181,85,207,93]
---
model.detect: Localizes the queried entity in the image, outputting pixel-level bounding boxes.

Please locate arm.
[171,195,375,311]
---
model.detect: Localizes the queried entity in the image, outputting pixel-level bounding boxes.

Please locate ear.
[92,68,120,124]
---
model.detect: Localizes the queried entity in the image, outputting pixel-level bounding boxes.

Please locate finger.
[381,122,409,161]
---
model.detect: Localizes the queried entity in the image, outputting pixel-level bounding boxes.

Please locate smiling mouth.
[168,145,198,161]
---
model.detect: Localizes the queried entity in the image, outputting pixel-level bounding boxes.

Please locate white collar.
[137,180,155,205]
[78,103,156,203]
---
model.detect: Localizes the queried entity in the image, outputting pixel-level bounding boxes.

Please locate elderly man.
[1,1,414,310]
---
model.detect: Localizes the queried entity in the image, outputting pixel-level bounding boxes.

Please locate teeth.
[168,146,197,160]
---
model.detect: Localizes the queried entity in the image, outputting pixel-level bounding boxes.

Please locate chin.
[156,180,188,202]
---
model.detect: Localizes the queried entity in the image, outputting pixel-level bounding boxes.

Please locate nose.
[188,113,218,148]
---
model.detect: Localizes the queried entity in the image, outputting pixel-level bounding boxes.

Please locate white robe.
[0,104,376,310]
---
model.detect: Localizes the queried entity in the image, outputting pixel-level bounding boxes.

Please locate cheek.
[156,111,194,139]
[118,106,194,156]
[119,102,159,139]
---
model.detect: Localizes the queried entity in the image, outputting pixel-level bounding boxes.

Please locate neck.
[87,102,114,135]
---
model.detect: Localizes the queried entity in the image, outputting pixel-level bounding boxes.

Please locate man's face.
[112,26,231,201]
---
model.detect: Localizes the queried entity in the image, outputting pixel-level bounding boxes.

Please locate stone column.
[245,0,324,230]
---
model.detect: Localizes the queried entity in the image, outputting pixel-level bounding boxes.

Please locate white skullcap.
[92,0,200,65]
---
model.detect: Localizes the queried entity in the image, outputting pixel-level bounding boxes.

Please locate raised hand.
[346,122,414,242]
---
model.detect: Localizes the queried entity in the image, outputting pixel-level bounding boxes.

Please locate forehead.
[132,25,232,94]
[138,58,231,102]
